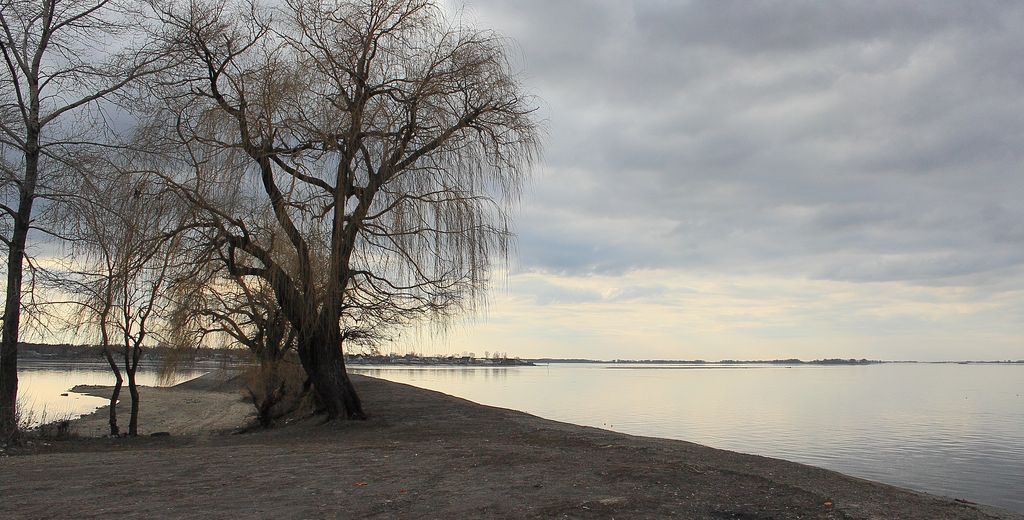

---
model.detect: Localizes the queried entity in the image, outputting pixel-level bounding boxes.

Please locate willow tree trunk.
[298,322,364,420]
[0,133,39,440]
[127,377,139,436]
[127,346,141,436]
[102,346,123,436]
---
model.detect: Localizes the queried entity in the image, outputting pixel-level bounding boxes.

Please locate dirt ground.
[1,373,1021,520]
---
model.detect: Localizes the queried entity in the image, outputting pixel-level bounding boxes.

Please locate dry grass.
[1,400,78,448]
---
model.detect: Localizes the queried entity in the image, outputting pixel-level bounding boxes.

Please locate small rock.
[150,432,171,437]
[598,497,628,506]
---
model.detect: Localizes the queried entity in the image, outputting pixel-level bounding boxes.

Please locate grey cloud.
[516,277,602,305]
[462,0,1024,286]
[632,1,988,54]
[814,251,1024,284]
[606,285,670,302]
[513,277,672,306]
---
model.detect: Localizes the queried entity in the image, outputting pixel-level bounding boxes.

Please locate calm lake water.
[17,361,1024,513]
[16,360,212,426]
[350,363,1024,514]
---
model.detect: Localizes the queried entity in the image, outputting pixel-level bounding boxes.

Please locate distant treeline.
[346,353,534,366]
[530,358,880,365]
[18,343,250,364]
[22,343,540,367]
[531,358,1024,364]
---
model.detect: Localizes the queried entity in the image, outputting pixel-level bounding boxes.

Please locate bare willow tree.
[0,0,163,437]
[58,168,188,436]
[145,0,539,419]
[170,267,301,426]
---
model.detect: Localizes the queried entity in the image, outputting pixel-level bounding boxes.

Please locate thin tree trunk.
[0,136,39,440]
[0,237,26,438]
[127,378,139,436]
[102,346,122,436]
[127,345,141,436]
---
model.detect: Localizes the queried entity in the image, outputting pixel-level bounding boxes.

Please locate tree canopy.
[2,0,540,432]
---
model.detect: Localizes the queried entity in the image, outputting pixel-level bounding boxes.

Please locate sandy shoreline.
[66,371,255,437]
[1,372,1021,519]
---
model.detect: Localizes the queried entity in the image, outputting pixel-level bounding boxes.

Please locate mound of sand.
[68,369,253,437]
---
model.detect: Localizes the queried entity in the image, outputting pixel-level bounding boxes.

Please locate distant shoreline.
[15,342,1023,367]
[530,358,1024,365]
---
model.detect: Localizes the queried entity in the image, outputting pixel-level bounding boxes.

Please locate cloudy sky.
[407,0,1024,361]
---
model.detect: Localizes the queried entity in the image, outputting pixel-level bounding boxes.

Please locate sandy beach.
[1,372,1021,519]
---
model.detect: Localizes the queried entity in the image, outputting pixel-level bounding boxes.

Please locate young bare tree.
[58,167,188,436]
[0,0,163,438]
[145,0,539,419]
[53,171,128,436]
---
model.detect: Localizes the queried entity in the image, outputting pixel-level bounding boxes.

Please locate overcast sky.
[408,0,1024,361]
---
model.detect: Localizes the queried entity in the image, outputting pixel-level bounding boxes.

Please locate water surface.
[351,363,1024,513]
[17,360,1023,513]
[17,360,213,426]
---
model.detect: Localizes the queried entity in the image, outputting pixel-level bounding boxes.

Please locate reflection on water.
[17,360,212,426]
[352,363,1024,514]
